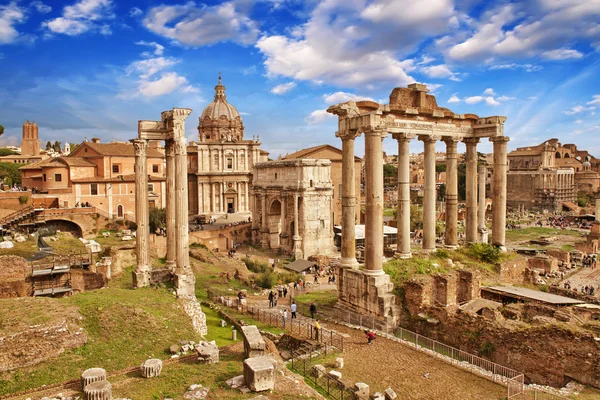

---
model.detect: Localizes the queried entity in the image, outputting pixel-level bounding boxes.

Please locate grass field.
[505,227,584,242]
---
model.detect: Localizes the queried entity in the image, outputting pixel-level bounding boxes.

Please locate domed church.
[187,76,268,216]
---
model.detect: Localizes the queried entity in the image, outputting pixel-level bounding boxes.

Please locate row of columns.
[338,132,509,275]
[198,181,249,214]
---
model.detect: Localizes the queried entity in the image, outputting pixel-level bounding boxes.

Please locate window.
[43,174,46,182]
[275,173,278,179]
[55,174,62,182]
[91,183,98,195]
[148,183,154,192]
[117,204,124,218]
[227,157,233,169]
[152,164,159,173]
[112,164,120,173]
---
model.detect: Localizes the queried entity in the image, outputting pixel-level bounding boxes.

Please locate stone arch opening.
[267,199,282,249]
[555,151,561,158]
[44,219,83,238]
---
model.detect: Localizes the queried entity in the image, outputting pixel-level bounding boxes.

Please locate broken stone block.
[220,319,227,327]
[83,380,112,400]
[311,364,326,378]
[373,393,385,400]
[226,375,246,390]
[384,387,398,399]
[241,325,266,358]
[169,344,180,354]
[328,370,342,380]
[140,358,162,378]
[196,341,219,364]
[249,396,269,400]
[243,356,275,392]
[335,357,344,369]
[80,368,107,390]
[183,383,210,400]
[354,382,369,400]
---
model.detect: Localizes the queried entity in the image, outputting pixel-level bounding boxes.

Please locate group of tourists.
[582,254,597,269]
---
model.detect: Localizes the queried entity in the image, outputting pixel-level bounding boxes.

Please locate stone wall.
[71,269,107,293]
[0,256,32,298]
[495,256,528,284]
[528,255,559,273]
[507,172,536,208]
[189,223,252,252]
[457,270,480,304]
[150,267,173,284]
[547,249,570,265]
[0,191,32,211]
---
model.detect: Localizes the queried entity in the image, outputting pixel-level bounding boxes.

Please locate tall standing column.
[464,138,479,243]
[174,135,193,296]
[260,192,269,247]
[293,194,303,259]
[393,132,413,258]
[364,128,387,275]
[165,140,176,270]
[491,136,510,250]
[336,130,360,268]
[444,137,459,249]
[419,135,439,252]
[133,140,150,288]
[478,165,487,242]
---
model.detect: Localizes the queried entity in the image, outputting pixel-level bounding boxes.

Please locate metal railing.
[207,288,344,351]
[289,347,356,400]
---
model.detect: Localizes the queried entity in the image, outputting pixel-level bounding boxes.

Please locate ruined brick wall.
[150,267,173,284]
[432,275,458,307]
[528,256,559,273]
[404,278,432,315]
[496,256,528,284]
[547,249,570,265]
[70,269,106,293]
[457,270,480,304]
[0,256,32,298]
[507,173,536,208]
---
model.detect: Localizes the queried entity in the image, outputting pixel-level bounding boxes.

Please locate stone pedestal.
[81,368,107,390]
[141,358,163,378]
[354,382,370,400]
[242,325,266,358]
[243,356,275,392]
[84,380,112,400]
[337,268,399,327]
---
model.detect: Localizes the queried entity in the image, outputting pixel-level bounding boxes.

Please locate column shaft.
[293,194,302,259]
[394,133,413,258]
[464,138,479,243]
[478,165,487,241]
[491,136,510,249]
[261,193,268,247]
[339,133,359,268]
[175,135,193,296]
[133,140,150,288]
[165,140,176,270]
[419,135,439,252]
[444,137,459,248]
[364,129,386,274]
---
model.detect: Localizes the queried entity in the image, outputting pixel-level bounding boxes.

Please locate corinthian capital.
[174,137,188,155]
[133,139,148,156]
[391,132,415,142]
[489,135,510,144]
[418,134,441,143]
[336,129,361,140]
[462,137,480,145]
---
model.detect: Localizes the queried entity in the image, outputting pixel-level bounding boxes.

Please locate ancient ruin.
[329,83,508,325]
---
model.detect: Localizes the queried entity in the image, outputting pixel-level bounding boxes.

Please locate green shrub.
[434,249,449,259]
[243,256,269,273]
[18,195,29,205]
[255,271,277,289]
[479,340,495,357]
[467,243,501,264]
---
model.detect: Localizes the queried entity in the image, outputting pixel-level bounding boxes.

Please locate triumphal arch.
[132,108,195,298]
[328,83,508,326]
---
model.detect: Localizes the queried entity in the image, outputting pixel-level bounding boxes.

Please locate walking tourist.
[291,301,297,319]
[314,319,321,341]
[268,291,275,307]
[364,329,376,345]
[282,309,288,328]
[310,302,317,319]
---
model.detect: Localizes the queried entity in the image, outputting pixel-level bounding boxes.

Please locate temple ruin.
[328,83,508,325]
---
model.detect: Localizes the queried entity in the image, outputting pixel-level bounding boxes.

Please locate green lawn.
[505,227,584,242]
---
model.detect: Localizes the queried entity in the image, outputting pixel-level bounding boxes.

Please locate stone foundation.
[337,268,399,328]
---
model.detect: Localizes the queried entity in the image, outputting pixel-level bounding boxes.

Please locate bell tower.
[21,121,40,157]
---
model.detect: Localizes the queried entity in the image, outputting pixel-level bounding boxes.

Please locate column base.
[394,251,412,259]
[362,269,385,277]
[165,260,176,271]
[340,257,360,269]
[174,273,196,298]
[421,247,436,253]
[444,244,459,250]
[132,268,151,289]
[494,245,507,252]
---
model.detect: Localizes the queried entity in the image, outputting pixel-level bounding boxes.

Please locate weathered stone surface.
[140,358,162,378]
[183,384,210,400]
[225,375,246,389]
[328,370,342,380]
[354,382,369,400]
[241,325,266,358]
[335,357,344,369]
[169,344,180,354]
[249,396,269,400]
[83,380,112,400]
[196,341,219,364]
[311,364,326,378]
[182,298,208,336]
[384,387,398,399]
[243,356,275,392]
[81,368,106,390]
[373,392,385,400]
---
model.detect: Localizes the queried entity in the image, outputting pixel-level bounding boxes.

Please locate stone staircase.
[0,205,40,235]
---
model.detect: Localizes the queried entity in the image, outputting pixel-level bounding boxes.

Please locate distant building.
[0,121,47,165]
[20,138,165,220]
[282,144,361,226]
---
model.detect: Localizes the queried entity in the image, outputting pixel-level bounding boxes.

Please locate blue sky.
[0,0,599,158]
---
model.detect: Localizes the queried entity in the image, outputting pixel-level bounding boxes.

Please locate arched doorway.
[44,219,83,238]
[267,199,282,249]
[117,204,124,218]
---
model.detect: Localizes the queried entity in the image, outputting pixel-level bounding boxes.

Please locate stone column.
[260,192,269,247]
[165,140,176,270]
[336,130,360,268]
[392,132,413,258]
[133,139,150,288]
[419,135,439,252]
[364,128,387,275]
[478,165,487,242]
[444,137,459,249]
[596,199,600,222]
[491,136,510,250]
[174,134,193,297]
[293,194,303,259]
[464,138,479,243]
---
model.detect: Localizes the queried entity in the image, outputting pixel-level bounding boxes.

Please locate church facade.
[187,77,268,216]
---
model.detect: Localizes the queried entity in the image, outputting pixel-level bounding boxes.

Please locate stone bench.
[241,325,266,358]
[243,355,275,392]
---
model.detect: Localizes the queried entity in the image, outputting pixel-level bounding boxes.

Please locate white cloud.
[416,55,436,65]
[575,120,583,124]
[528,96,538,101]
[126,57,179,79]
[136,40,164,56]
[420,64,460,81]
[465,95,484,104]
[0,2,27,44]
[138,72,189,97]
[305,109,334,125]
[323,92,375,104]
[31,1,51,14]
[43,0,114,36]
[588,95,600,105]
[270,82,296,95]
[496,95,516,101]
[448,93,460,103]
[488,63,542,72]
[483,88,495,96]
[485,96,500,106]
[564,105,596,115]
[541,48,584,60]
[129,7,142,17]
[143,1,259,47]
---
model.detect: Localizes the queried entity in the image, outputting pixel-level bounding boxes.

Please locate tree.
[410,204,423,232]
[435,163,446,172]
[0,162,22,186]
[457,163,467,201]
[0,125,4,137]
[53,141,62,153]
[0,149,18,156]
[46,141,52,151]
[383,164,397,177]
[149,207,166,232]
[437,183,446,202]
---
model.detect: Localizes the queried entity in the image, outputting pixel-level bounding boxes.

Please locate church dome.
[198,75,244,142]
[200,76,240,121]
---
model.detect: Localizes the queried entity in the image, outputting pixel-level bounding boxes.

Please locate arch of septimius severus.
[328,83,508,325]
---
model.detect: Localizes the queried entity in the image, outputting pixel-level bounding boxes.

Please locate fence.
[206,288,344,351]
[508,374,525,398]
[289,347,356,400]
[295,302,390,332]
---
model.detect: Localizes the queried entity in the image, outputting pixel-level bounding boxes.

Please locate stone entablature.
[251,159,335,259]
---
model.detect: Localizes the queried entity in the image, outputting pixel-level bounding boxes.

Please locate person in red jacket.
[364,329,376,345]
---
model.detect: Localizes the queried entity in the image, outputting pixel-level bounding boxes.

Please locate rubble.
[195,341,219,364]
[183,383,210,400]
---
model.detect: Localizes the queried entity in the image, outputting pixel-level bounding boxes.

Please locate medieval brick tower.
[21,121,40,157]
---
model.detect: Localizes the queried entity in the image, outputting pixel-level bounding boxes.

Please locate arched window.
[117,204,124,218]
[564,153,570,158]
[555,152,561,158]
